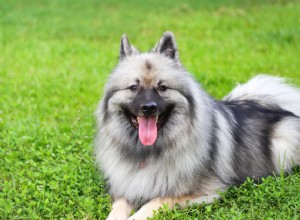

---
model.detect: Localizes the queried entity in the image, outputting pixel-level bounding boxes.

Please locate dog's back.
[224,74,300,172]
[225,75,300,116]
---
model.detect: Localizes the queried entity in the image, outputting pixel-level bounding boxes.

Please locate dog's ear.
[153,31,179,62]
[120,34,139,61]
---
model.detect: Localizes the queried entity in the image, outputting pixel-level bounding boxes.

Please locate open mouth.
[123,105,174,146]
[130,115,163,129]
[130,114,160,146]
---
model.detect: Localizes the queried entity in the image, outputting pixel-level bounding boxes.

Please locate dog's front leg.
[127,195,196,220]
[127,193,220,220]
[106,198,133,220]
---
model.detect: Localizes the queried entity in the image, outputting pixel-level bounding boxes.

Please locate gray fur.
[152,31,180,62]
[95,32,300,209]
[120,34,139,61]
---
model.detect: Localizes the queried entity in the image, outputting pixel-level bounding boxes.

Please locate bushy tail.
[224,74,300,117]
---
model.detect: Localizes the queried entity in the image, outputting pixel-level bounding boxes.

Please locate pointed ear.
[120,34,139,61]
[153,31,179,62]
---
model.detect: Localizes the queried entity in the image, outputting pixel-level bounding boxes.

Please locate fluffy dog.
[95,32,300,220]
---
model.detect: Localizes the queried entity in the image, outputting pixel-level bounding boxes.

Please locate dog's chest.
[108,157,191,202]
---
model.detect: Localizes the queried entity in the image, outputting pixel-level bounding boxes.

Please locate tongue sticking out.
[138,116,157,146]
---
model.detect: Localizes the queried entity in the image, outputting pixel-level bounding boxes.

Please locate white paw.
[127,216,147,220]
[106,213,128,220]
[127,212,151,220]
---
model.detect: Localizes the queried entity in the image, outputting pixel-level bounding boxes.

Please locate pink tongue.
[138,116,157,146]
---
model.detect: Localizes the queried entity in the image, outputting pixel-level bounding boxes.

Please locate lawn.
[1,0,300,219]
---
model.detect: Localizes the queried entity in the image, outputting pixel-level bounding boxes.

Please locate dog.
[94,31,300,220]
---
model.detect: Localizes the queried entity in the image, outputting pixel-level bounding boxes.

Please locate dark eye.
[159,85,168,92]
[129,85,138,91]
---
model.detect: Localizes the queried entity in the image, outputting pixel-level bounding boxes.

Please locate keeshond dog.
[95,32,300,220]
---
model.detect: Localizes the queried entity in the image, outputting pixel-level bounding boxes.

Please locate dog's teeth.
[137,117,140,123]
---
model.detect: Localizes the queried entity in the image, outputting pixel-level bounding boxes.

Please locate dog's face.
[116,56,179,146]
[101,32,195,147]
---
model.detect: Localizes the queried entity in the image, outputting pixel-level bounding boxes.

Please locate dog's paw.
[106,213,127,220]
[105,215,119,220]
[127,212,150,220]
[127,216,146,220]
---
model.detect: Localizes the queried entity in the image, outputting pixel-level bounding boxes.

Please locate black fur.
[158,36,176,59]
[102,89,117,122]
[222,100,296,184]
[130,88,167,117]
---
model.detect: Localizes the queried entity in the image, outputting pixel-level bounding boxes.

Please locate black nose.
[141,102,157,115]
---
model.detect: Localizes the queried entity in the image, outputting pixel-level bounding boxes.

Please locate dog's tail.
[224,74,300,117]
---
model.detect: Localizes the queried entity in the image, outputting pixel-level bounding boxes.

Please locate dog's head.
[100,32,196,147]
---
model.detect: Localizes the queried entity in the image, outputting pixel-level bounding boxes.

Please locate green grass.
[1,0,300,219]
